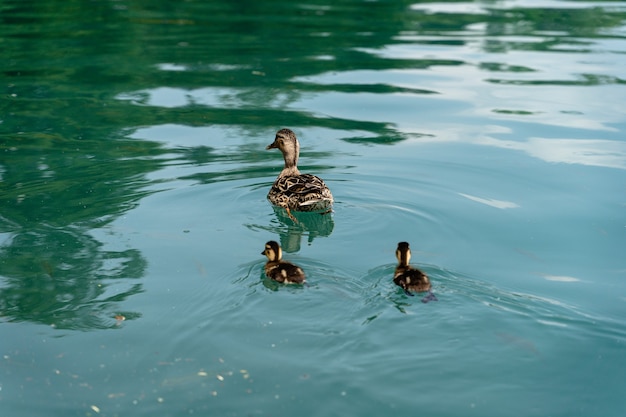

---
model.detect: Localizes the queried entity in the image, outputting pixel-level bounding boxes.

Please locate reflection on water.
[0,226,144,329]
[246,206,334,253]
[459,192,520,209]
[479,136,626,170]
[1,0,625,415]
[0,133,162,330]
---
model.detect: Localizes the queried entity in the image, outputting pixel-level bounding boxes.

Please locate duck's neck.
[279,166,301,177]
[398,252,411,267]
[279,150,301,177]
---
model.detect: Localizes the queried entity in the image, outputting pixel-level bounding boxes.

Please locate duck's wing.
[394,268,430,294]
[269,174,333,211]
[268,262,306,284]
[274,174,331,195]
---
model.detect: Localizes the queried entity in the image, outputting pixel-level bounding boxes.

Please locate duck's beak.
[266,140,277,150]
[261,250,266,255]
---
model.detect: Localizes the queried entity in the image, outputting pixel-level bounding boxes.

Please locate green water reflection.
[1,0,625,329]
[0,131,160,328]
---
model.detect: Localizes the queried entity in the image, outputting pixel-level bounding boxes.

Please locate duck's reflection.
[246,206,334,253]
[271,206,334,252]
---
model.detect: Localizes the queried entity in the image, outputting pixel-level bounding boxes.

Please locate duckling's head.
[262,240,283,262]
[267,128,300,171]
[396,241,411,266]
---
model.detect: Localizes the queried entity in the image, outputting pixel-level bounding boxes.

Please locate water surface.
[1,1,625,416]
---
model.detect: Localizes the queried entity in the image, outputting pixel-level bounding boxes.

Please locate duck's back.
[394,267,431,292]
[268,174,333,212]
[265,261,306,284]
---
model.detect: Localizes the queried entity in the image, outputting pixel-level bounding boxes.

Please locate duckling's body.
[394,241,431,295]
[261,241,306,284]
[267,129,333,219]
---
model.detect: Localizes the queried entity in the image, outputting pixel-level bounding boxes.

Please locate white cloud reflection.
[410,0,626,14]
[525,137,626,169]
[411,126,626,170]
[458,193,520,209]
[476,135,626,170]
[543,275,582,282]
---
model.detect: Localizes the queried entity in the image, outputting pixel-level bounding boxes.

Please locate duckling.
[266,128,333,221]
[394,241,431,296]
[261,240,306,284]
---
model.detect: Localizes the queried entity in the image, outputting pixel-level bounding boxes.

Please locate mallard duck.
[394,242,431,296]
[261,240,306,284]
[266,128,333,220]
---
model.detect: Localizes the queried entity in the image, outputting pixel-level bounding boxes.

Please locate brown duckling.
[394,241,431,296]
[266,128,333,221]
[261,240,306,284]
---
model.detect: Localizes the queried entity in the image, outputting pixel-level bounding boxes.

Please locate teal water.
[1,0,625,416]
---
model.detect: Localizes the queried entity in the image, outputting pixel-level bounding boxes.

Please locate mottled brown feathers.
[261,241,306,284]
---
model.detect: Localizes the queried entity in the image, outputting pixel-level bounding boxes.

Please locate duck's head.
[267,128,300,170]
[262,240,283,262]
[396,241,411,266]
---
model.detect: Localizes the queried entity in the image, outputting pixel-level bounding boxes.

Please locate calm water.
[1,0,625,416]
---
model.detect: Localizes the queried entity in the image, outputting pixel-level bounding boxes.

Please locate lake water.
[1,0,625,416]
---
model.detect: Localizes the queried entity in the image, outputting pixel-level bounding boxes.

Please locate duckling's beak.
[266,141,277,150]
[261,250,267,255]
